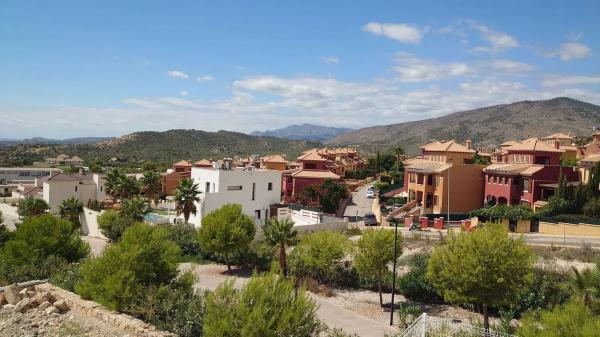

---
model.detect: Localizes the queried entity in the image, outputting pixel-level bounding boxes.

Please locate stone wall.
[34,283,174,337]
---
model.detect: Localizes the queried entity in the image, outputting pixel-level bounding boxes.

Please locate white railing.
[400,313,516,337]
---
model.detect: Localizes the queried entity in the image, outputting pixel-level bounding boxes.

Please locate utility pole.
[390,217,398,326]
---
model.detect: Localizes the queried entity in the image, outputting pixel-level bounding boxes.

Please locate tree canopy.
[17,197,49,217]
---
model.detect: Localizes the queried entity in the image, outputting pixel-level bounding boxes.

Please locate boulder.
[38,301,52,311]
[14,298,32,313]
[0,293,6,306]
[45,306,60,314]
[4,285,22,305]
[53,299,69,311]
[31,292,52,306]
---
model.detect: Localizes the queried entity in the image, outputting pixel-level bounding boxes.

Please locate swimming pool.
[144,212,170,224]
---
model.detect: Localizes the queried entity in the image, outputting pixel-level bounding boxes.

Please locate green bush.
[0,224,14,248]
[518,300,600,337]
[162,222,201,256]
[242,241,276,271]
[288,231,350,283]
[50,263,83,292]
[197,204,255,269]
[373,181,390,190]
[203,273,320,337]
[97,209,133,242]
[76,223,180,311]
[0,215,89,283]
[583,197,600,217]
[513,266,572,316]
[129,271,207,337]
[397,253,441,303]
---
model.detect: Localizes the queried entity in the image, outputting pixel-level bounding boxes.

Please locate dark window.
[304,163,317,169]
[205,182,210,192]
[267,182,273,191]
[255,210,261,219]
[75,186,78,192]
[227,186,242,191]
[427,175,433,185]
[252,182,256,201]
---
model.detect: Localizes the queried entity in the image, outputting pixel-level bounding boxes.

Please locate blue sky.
[1,0,599,138]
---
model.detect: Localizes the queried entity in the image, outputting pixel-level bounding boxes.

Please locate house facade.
[260,155,288,171]
[282,151,341,202]
[404,140,485,215]
[188,166,282,226]
[43,173,106,213]
[483,138,578,207]
[45,154,84,166]
[161,160,194,195]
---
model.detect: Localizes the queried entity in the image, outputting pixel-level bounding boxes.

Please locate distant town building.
[260,154,288,171]
[0,167,61,196]
[282,151,341,202]
[188,164,282,226]
[45,154,84,166]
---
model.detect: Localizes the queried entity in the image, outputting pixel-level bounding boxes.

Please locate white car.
[366,190,375,198]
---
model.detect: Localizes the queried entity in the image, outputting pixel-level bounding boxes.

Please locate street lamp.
[389,216,399,326]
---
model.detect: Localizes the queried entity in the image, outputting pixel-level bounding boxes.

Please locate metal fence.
[400,314,516,337]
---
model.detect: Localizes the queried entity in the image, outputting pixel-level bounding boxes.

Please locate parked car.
[364,213,379,226]
[366,190,375,198]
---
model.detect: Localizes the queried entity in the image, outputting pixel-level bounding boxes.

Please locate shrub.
[203,273,320,337]
[0,224,13,248]
[197,204,255,270]
[397,253,441,303]
[518,300,600,337]
[373,181,390,190]
[583,197,600,217]
[50,263,83,292]
[288,230,350,284]
[129,271,207,337]
[162,222,201,256]
[97,209,133,242]
[513,266,572,316]
[242,241,276,271]
[0,215,90,283]
[76,223,180,311]
[17,196,49,217]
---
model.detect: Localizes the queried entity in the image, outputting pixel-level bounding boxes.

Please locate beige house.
[43,173,106,213]
[45,154,84,166]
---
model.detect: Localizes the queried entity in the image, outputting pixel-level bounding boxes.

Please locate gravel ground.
[0,307,128,337]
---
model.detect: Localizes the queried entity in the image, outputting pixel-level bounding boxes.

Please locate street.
[344,184,375,227]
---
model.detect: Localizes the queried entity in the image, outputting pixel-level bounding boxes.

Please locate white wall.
[79,207,107,239]
[188,167,282,226]
[44,181,97,213]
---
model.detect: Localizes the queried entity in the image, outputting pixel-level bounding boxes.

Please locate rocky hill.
[251,123,353,141]
[68,129,320,163]
[327,97,600,154]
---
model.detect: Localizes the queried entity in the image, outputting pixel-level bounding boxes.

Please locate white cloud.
[197,75,215,82]
[541,75,600,87]
[543,41,591,61]
[321,56,340,64]
[392,52,471,82]
[166,70,189,79]
[362,22,424,44]
[466,20,519,53]
[180,90,188,96]
[483,59,535,74]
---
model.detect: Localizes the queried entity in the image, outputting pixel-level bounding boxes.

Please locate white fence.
[401,314,515,337]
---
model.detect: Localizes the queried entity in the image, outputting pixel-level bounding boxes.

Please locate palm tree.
[120,198,151,222]
[105,168,125,202]
[117,176,140,200]
[174,179,201,223]
[392,145,404,184]
[140,170,161,206]
[572,263,600,310]
[59,197,84,230]
[17,197,49,217]
[262,217,297,276]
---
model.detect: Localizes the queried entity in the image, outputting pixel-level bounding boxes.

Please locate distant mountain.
[251,124,353,141]
[328,97,600,154]
[0,136,112,147]
[67,129,321,162]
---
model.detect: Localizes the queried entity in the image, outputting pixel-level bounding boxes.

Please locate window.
[304,163,317,169]
[522,179,531,192]
[227,186,242,191]
[267,182,273,191]
[252,182,256,201]
[100,186,103,192]
[75,186,78,192]
[427,175,433,185]
[205,182,210,193]
[255,210,261,219]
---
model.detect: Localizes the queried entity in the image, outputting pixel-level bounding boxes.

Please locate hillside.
[328,97,600,154]
[64,129,321,163]
[251,123,353,141]
[0,136,112,147]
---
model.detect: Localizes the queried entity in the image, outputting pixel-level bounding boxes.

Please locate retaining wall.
[539,221,600,238]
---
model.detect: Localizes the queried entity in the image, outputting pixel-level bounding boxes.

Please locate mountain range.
[327,97,600,154]
[251,123,353,141]
[0,137,112,147]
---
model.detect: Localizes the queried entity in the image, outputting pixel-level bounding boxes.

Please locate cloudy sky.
[1,0,599,138]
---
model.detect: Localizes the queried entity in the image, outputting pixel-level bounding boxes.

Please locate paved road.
[396,227,600,248]
[344,184,374,227]
[186,263,399,337]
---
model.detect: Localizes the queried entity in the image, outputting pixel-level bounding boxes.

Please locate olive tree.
[353,229,402,307]
[427,224,534,332]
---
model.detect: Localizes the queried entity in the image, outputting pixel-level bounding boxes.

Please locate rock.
[53,299,69,311]
[4,285,22,305]
[19,288,29,298]
[37,301,52,311]
[45,306,59,315]
[3,304,15,310]
[31,292,52,306]
[14,298,32,313]
[26,291,36,298]
[0,293,6,306]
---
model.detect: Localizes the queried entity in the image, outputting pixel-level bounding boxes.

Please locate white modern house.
[43,173,106,213]
[188,164,282,226]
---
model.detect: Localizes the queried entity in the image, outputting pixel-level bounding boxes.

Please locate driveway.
[0,202,20,230]
[185,263,399,337]
[344,184,375,227]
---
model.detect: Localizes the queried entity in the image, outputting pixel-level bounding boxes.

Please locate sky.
[1,0,599,138]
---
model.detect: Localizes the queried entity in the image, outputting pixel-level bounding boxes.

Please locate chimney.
[554,140,560,149]
[223,158,233,171]
[465,139,472,150]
